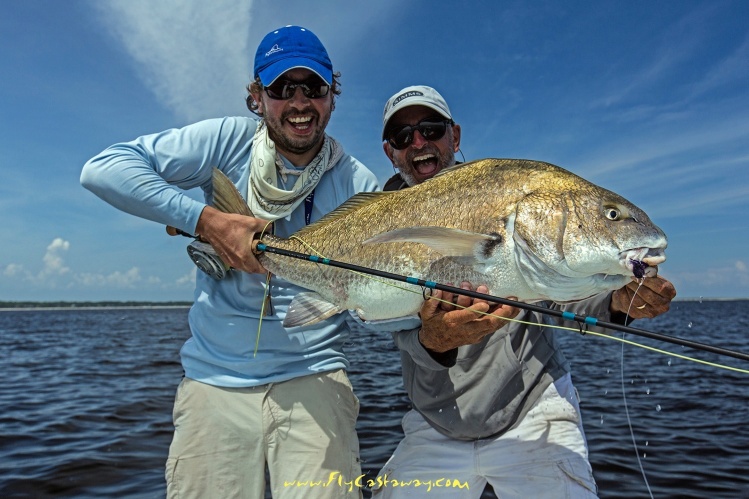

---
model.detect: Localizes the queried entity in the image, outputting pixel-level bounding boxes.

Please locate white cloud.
[2,237,196,295]
[675,263,749,288]
[41,238,71,276]
[4,238,75,285]
[688,34,749,99]
[176,268,196,287]
[93,0,254,122]
[76,267,143,288]
[3,263,24,277]
[590,4,719,110]
[653,182,749,219]
[89,0,403,124]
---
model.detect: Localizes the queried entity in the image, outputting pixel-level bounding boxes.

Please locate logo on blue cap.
[265,44,283,57]
[254,26,333,86]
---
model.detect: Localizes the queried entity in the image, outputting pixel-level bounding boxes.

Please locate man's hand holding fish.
[611,275,677,320]
[418,282,520,353]
[195,205,269,274]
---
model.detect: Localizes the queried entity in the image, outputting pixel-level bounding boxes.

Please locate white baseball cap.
[382,85,453,140]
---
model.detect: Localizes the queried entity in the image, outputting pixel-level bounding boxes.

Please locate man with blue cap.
[82,26,375,498]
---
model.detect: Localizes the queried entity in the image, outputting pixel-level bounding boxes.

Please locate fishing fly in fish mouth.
[628,257,655,279]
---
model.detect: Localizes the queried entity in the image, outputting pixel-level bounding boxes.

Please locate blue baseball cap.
[254,26,333,86]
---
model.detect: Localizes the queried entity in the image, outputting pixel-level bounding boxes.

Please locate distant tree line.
[0,301,193,309]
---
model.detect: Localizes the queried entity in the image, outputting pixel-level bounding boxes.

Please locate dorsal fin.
[211,167,253,217]
[295,191,390,234]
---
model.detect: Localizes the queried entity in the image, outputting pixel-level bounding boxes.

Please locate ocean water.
[2,300,748,498]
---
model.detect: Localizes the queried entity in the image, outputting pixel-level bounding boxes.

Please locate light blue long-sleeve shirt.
[81,116,380,387]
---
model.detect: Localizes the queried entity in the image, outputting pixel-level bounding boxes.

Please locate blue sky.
[1,0,748,302]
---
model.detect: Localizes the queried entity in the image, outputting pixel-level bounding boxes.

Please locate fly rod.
[254,242,749,363]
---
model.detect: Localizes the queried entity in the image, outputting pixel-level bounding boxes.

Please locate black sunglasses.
[386,118,454,150]
[264,78,330,100]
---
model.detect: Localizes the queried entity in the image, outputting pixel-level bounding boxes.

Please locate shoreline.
[0,306,191,312]
[0,303,192,312]
[1,297,747,311]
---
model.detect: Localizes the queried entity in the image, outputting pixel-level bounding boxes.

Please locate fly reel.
[187,240,229,280]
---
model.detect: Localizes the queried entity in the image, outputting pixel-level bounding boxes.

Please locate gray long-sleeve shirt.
[393,293,614,440]
[381,171,618,440]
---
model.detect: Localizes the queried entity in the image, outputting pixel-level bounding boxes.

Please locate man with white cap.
[82,26,375,498]
[381,85,461,189]
[374,86,675,498]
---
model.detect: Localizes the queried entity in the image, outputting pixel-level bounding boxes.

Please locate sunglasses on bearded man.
[386,118,454,150]
[264,78,330,100]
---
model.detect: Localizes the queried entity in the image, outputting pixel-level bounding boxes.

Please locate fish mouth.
[621,247,666,278]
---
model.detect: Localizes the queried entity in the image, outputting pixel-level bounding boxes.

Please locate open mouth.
[412,153,440,177]
[287,115,314,132]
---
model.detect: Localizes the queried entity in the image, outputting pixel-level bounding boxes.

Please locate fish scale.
[211,158,668,328]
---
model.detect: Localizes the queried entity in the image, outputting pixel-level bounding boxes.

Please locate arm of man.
[81,117,267,274]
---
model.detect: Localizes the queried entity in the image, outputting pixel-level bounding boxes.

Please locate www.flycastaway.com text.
[284,472,469,493]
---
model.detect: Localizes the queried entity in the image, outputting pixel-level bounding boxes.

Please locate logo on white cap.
[392,90,424,107]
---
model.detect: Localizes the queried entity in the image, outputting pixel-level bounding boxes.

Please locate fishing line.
[253,220,276,357]
[620,280,654,498]
[167,221,278,358]
[278,234,731,495]
[255,242,749,373]
[567,329,749,373]
[416,297,749,373]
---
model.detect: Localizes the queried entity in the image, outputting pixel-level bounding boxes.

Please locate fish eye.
[604,207,621,221]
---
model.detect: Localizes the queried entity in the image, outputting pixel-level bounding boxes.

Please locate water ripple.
[2,302,749,498]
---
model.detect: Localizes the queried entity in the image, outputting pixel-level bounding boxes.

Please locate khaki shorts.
[165,369,362,499]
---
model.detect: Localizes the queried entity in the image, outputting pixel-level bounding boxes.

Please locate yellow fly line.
[256,236,749,374]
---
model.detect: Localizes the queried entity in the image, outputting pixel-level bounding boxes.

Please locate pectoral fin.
[363,227,500,258]
[283,291,344,328]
